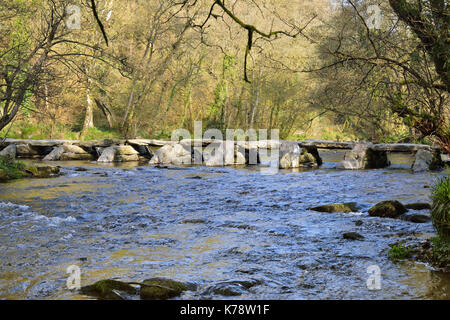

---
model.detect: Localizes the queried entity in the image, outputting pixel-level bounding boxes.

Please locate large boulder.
[278,142,321,169]
[98,145,140,162]
[0,144,17,159]
[202,141,259,166]
[80,279,136,300]
[26,164,60,178]
[299,147,322,167]
[97,146,116,162]
[149,143,193,165]
[279,142,301,169]
[308,202,359,213]
[337,143,390,170]
[411,149,442,173]
[234,144,260,165]
[368,200,407,218]
[43,144,93,161]
[16,144,42,158]
[203,141,234,167]
[139,278,188,300]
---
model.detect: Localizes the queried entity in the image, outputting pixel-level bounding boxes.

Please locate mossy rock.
[299,153,317,165]
[404,203,432,210]
[80,279,136,300]
[139,278,188,300]
[26,164,60,178]
[308,202,359,213]
[368,200,407,218]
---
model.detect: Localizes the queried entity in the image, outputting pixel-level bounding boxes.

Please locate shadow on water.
[0,151,448,299]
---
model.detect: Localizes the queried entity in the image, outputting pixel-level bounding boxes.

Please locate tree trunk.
[80,79,95,139]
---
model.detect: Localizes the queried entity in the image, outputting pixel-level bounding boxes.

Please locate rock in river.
[308,202,359,213]
[80,279,136,300]
[149,143,193,166]
[337,143,390,170]
[368,200,407,218]
[205,279,262,297]
[411,149,443,173]
[0,144,17,159]
[404,203,431,210]
[403,214,431,223]
[279,142,301,169]
[27,164,60,178]
[139,278,188,300]
[343,232,365,240]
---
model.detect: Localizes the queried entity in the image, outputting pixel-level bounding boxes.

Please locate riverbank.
[0,155,60,182]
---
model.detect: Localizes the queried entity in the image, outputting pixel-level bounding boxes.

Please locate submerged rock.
[368,200,407,218]
[343,232,365,240]
[308,202,359,213]
[404,214,431,223]
[404,203,432,210]
[205,280,261,297]
[80,279,136,300]
[139,278,188,300]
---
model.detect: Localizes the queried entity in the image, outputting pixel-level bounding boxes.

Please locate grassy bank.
[430,176,450,269]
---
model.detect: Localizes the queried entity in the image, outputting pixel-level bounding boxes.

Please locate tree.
[389,0,449,92]
[307,1,449,151]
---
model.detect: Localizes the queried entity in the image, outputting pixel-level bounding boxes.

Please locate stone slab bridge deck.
[0,138,446,171]
[0,138,440,152]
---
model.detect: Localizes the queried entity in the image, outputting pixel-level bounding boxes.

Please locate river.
[0,150,449,299]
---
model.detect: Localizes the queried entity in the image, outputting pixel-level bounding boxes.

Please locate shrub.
[0,156,26,180]
[388,245,415,261]
[430,237,450,269]
[431,176,450,238]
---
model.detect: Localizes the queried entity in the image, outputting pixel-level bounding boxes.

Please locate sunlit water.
[0,151,449,300]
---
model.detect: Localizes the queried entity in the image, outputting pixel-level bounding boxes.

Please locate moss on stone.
[308,202,359,213]
[368,200,407,218]
[139,278,187,300]
[80,279,136,300]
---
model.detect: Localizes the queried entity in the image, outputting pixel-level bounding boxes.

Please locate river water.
[0,150,449,300]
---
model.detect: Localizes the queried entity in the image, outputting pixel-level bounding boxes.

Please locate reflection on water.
[0,151,448,300]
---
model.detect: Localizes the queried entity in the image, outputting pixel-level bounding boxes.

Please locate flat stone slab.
[372,143,437,153]
[127,139,175,147]
[298,139,355,150]
[0,138,443,154]
[77,139,127,148]
[0,139,78,147]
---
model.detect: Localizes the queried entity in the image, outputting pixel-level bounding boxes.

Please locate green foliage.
[430,236,450,269]
[388,245,415,261]
[287,133,307,141]
[431,176,450,238]
[82,127,120,141]
[0,156,26,180]
[153,129,172,140]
